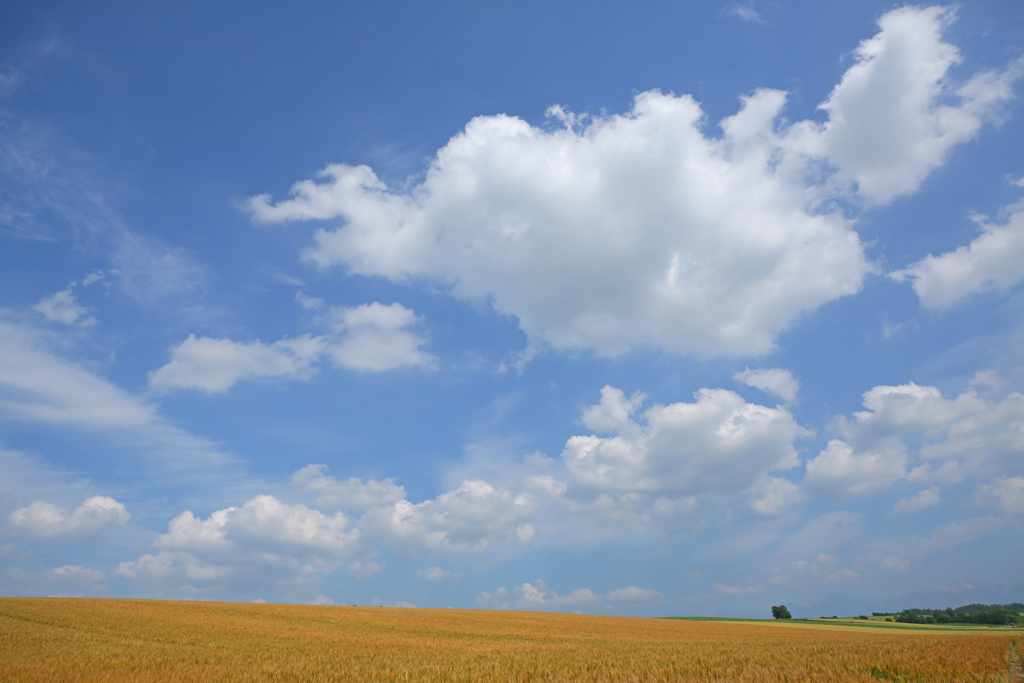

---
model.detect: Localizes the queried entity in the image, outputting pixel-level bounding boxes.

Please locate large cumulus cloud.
[804,379,1024,500]
[246,6,1017,358]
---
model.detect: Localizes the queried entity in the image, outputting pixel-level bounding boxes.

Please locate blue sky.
[1,1,1023,617]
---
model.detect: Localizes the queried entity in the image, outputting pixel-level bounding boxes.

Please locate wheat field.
[1,598,1019,682]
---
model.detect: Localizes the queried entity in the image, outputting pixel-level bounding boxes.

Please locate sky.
[1,1,1023,618]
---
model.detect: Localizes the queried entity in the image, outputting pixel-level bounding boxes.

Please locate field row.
[2,598,1021,682]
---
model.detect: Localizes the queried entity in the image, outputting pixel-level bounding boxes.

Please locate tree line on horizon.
[871,602,1024,625]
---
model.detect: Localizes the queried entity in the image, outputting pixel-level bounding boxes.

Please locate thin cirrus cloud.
[416,567,464,581]
[882,556,911,571]
[245,6,1017,360]
[0,317,235,470]
[713,583,762,596]
[0,318,155,429]
[605,586,664,602]
[45,565,106,583]
[0,104,207,302]
[148,301,436,394]
[719,2,765,25]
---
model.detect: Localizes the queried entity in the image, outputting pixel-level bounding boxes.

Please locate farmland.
[1,598,1021,682]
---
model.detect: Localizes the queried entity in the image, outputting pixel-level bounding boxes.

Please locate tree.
[771,605,792,619]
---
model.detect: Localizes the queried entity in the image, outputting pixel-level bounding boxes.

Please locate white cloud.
[292,464,407,510]
[734,367,799,402]
[514,523,536,545]
[149,302,433,393]
[114,550,231,581]
[249,91,866,363]
[0,319,155,428]
[971,370,1007,394]
[416,566,464,581]
[785,7,1022,205]
[892,197,1024,308]
[805,382,1024,498]
[0,318,232,469]
[247,8,1015,360]
[606,585,664,602]
[149,334,327,394]
[824,568,859,583]
[477,579,602,611]
[0,67,23,97]
[45,565,105,583]
[35,288,95,326]
[804,439,907,498]
[894,487,940,513]
[974,477,1024,514]
[914,515,1006,554]
[323,302,436,372]
[253,93,871,358]
[476,586,511,609]
[580,385,645,434]
[747,476,801,516]
[720,2,764,24]
[81,270,106,287]
[563,386,808,498]
[713,582,762,596]
[311,594,334,606]
[771,512,864,568]
[524,474,567,497]
[769,546,859,586]
[856,384,1024,477]
[116,495,364,593]
[347,560,385,579]
[9,496,129,539]
[447,385,811,541]
[153,495,359,557]
[882,556,911,571]
[907,460,964,486]
[370,599,417,608]
[362,479,534,554]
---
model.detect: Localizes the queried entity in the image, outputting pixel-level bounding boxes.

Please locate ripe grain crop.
[0,598,1018,682]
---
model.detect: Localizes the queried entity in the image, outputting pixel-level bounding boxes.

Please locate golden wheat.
[0,598,1017,682]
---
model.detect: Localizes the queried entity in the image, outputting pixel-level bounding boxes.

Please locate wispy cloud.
[719,2,765,24]
[0,115,207,302]
[0,316,236,473]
